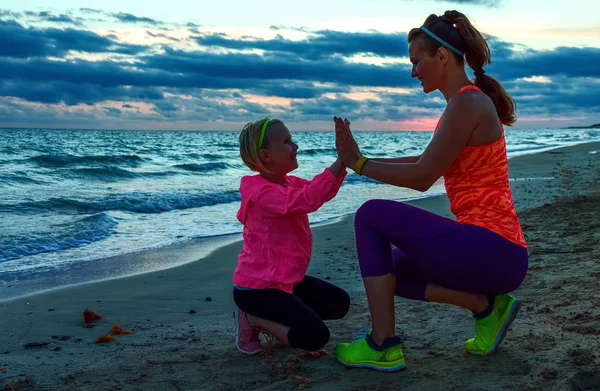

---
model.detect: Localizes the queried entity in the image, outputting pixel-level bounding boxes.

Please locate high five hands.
[333,116,361,170]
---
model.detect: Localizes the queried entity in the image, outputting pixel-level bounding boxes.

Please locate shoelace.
[350,324,372,345]
[350,324,406,347]
[260,330,275,354]
[260,330,274,344]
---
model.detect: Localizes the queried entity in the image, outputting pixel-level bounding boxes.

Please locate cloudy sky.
[1,0,599,131]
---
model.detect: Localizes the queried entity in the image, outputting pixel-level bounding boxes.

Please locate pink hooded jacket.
[233,168,347,293]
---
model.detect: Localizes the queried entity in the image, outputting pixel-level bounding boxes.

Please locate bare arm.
[336,92,480,192]
[370,155,421,164]
[328,158,346,177]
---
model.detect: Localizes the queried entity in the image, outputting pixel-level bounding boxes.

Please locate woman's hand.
[334,116,361,170]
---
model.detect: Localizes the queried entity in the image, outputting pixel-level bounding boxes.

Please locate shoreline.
[1,139,599,302]
[0,141,598,390]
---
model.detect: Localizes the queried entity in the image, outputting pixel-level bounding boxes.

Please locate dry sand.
[1,142,599,391]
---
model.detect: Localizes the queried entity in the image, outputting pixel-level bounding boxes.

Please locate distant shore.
[564,123,600,129]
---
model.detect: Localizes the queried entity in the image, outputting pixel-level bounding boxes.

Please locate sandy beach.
[1,142,599,391]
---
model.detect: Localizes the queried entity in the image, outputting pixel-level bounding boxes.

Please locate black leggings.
[233,276,350,351]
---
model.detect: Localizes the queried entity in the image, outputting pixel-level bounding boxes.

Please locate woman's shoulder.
[450,88,496,121]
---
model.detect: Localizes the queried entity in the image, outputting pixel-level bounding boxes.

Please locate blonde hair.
[239,117,283,172]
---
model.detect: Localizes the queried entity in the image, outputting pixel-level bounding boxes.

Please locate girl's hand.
[334,116,361,170]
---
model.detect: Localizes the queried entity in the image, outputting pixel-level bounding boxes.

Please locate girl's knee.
[304,326,330,351]
[330,290,351,320]
[289,324,330,351]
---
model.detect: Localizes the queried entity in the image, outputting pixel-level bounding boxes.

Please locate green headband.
[257,118,270,152]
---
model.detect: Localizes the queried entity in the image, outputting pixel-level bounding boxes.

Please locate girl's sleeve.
[252,168,347,216]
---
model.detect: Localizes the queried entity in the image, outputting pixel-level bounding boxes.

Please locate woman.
[333,10,528,372]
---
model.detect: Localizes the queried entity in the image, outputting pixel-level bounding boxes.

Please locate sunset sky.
[1,0,599,130]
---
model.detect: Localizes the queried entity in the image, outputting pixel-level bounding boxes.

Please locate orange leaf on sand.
[532,265,542,271]
[302,349,327,358]
[83,309,102,323]
[94,334,115,344]
[296,376,310,389]
[111,324,132,335]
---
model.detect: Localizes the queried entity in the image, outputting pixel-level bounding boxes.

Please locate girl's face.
[261,124,299,175]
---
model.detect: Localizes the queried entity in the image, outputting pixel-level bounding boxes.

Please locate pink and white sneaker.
[234,307,263,355]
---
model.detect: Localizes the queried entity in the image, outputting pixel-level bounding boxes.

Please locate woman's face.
[408,40,443,94]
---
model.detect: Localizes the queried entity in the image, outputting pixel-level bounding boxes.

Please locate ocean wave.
[302,148,337,156]
[343,174,381,185]
[0,213,118,262]
[0,171,48,186]
[61,166,181,181]
[202,153,227,160]
[71,166,140,180]
[1,190,242,215]
[215,142,237,149]
[173,162,231,172]
[506,144,560,154]
[27,154,146,167]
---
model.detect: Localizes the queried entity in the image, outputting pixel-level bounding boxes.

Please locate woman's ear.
[436,46,450,66]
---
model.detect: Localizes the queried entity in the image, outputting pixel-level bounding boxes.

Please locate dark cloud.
[105,107,122,115]
[255,82,350,99]
[142,47,411,88]
[0,79,164,105]
[79,8,103,13]
[0,20,147,58]
[195,30,408,60]
[75,8,162,26]
[0,9,21,18]
[24,11,83,26]
[146,31,180,42]
[492,47,600,80]
[112,12,161,26]
[153,101,179,117]
[0,11,598,127]
[506,77,600,115]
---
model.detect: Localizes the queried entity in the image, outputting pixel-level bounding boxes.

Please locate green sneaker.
[335,329,406,372]
[465,294,521,355]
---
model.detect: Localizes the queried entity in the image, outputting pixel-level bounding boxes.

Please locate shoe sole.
[335,357,407,372]
[468,298,521,356]
[234,309,263,355]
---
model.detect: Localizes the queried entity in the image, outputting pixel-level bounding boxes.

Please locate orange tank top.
[436,85,527,248]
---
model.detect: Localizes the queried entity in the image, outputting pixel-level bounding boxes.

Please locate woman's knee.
[354,199,386,226]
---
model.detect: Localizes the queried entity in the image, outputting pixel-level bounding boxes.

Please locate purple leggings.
[355,199,528,301]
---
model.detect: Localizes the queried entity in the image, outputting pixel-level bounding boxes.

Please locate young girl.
[233,117,350,355]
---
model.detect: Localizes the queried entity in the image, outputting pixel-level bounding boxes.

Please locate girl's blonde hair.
[239,117,283,172]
